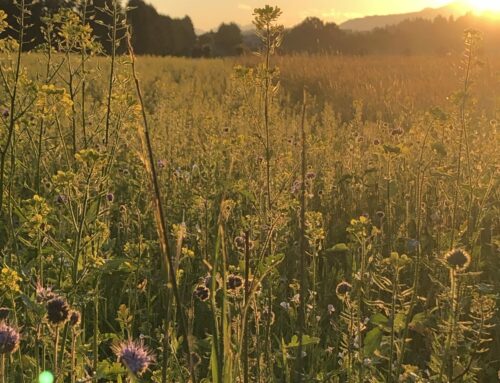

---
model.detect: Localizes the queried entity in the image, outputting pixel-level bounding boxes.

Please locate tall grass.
[0,4,498,383]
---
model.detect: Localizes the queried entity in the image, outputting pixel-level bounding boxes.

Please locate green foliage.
[0,4,497,383]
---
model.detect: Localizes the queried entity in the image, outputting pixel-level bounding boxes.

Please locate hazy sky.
[147,0,451,30]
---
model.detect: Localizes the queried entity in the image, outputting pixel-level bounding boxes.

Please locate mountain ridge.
[340,2,472,31]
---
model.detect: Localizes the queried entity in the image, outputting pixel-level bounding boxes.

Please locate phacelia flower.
[112,339,155,376]
[0,322,20,354]
[444,248,471,271]
[46,296,70,325]
[36,283,56,303]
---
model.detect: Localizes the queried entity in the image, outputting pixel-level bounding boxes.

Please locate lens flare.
[39,371,54,383]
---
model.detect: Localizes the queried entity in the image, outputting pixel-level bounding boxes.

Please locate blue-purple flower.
[0,322,20,354]
[112,339,155,376]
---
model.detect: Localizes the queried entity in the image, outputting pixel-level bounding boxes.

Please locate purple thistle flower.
[46,296,70,325]
[0,322,20,354]
[36,283,56,303]
[112,340,155,376]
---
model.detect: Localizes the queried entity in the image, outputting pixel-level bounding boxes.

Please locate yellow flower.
[0,267,22,295]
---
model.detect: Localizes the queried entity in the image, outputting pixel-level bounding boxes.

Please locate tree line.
[1,0,500,56]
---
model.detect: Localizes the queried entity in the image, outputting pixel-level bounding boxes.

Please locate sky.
[146,0,451,31]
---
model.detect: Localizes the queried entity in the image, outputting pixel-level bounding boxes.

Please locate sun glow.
[462,0,500,12]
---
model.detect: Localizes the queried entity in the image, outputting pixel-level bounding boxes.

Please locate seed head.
[46,296,70,325]
[0,322,20,354]
[227,274,244,292]
[112,339,155,376]
[55,194,67,204]
[391,127,404,136]
[306,171,316,180]
[444,249,471,271]
[69,310,81,327]
[234,236,246,251]
[193,285,210,302]
[335,281,352,297]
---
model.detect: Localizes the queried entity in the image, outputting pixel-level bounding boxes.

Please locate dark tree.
[0,0,75,50]
[126,0,196,56]
[213,23,242,56]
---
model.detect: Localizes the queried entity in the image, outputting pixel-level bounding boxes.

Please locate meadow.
[0,5,498,383]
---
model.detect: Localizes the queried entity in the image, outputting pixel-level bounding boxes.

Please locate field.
[0,7,499,383]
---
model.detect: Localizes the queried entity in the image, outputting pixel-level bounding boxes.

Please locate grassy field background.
[0,21,498,383]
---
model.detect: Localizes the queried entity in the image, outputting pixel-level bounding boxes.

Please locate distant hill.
[340,2,470,31]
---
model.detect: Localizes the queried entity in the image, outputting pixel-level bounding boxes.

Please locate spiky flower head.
[112,339,155,376]
[444,248,471,271]
[0,322,20,354]
[193,285,210,302]
[227,274,244,292]
[335,281,352,297]
[36,283,56,303]
[234,236,246,251]
[46,296,70,325]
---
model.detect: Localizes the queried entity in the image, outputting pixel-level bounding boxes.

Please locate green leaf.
[257,253,285,275]
[370,313,389,327]
[325,243,349,254]
[394,312,406,332]
[285,334,320,348]
[95,360,126,379]
[363,328,382,356]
